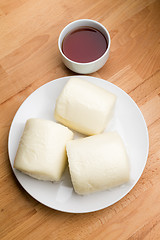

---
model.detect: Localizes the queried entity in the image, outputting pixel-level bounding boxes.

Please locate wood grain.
[0,0,160,239]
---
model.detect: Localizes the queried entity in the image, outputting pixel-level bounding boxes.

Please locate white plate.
[8,76,149,213]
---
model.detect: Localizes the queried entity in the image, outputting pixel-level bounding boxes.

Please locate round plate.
[8,76,149,213]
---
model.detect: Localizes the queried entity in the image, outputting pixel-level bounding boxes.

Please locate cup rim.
[58,19,111,66]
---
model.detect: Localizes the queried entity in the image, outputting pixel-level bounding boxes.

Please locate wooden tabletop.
[0,0,160,239]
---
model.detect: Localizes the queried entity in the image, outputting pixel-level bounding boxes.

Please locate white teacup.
[58,19,111,74]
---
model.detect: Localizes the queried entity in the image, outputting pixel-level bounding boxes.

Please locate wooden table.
[0,0,160,239]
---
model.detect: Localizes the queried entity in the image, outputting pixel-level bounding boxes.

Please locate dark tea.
[62,27,108,63]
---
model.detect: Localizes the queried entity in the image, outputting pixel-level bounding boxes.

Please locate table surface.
[0,0,160,239]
